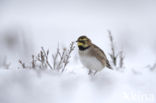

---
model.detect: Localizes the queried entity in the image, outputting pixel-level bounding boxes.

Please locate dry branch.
[19,42,75,72]
[146,63,156,71]
[108,30,125,70]
[0,56,11,69]
[108,30,118,66]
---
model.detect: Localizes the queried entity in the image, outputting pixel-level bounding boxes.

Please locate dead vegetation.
[19,31,125,72]
[0,56,11,69]
[108,30,125,70]
[19,42,75,72]
[146,63,156,71]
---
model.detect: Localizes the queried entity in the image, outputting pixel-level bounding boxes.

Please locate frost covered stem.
[41,47,53,69]
[62,42,75,72]
[108,30,117,66]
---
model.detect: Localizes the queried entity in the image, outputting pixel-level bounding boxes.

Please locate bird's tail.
[106,60,113,70]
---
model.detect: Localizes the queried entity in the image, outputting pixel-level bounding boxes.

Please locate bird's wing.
[90,44,112,69]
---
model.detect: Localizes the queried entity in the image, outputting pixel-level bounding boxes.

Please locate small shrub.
[146,63,156,71]
[108,30,125,71]
[19,42,75,72]
[0,56,11,69]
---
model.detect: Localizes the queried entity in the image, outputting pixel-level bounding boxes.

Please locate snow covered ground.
[0,67,155,103]
[0,0,156,103]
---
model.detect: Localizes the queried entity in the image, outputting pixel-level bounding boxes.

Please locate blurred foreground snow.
[0,66,155,103]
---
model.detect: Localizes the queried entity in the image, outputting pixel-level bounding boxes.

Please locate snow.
[0,68,155,103]
[0,0,156,103]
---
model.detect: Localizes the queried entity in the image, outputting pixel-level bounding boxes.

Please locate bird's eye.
[79,41,85,44]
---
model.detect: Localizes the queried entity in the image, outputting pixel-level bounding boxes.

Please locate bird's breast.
[79,50,104,71]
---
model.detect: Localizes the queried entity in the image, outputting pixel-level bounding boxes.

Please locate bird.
[76,35,112,75]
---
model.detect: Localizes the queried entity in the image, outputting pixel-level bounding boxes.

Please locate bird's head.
[76,36,92,50]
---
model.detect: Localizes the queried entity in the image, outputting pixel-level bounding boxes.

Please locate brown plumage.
[77,35,112,75]
[90,44,112,69]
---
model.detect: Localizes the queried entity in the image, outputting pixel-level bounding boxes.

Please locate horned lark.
[76,35,112,75]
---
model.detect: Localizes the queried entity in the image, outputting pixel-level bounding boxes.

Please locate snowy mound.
[0,67,155,103]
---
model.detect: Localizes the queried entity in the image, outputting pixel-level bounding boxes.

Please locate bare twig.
[56,48,66,70]
[62,42,75,72]
[52,47,59,70]
[108,30,117,66]
[146,63,156,71]
[19,60,26,68]
[31,55,36,69]
[18,42,75,73]
[41,47,53,69]
[119,51,124,68]
[1,56,11,69]
[108,30,125,70]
